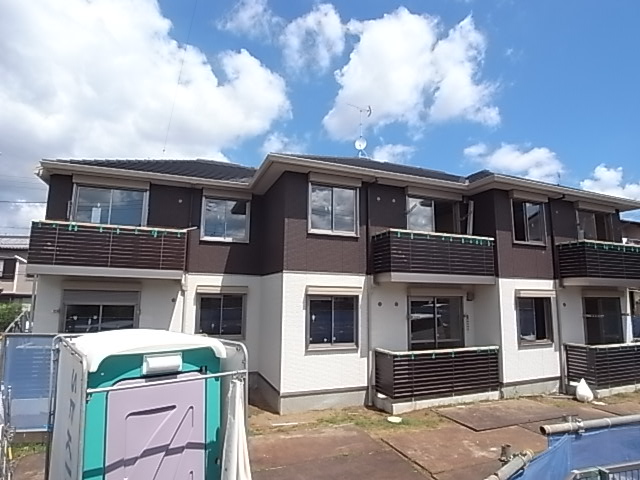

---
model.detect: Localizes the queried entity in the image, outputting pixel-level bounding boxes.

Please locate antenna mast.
[347,103,372,158]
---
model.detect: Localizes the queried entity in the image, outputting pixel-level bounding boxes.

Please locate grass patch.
[316,407,444,433]
[12,442,46,460]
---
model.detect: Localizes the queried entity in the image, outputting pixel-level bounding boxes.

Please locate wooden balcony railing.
[28,220,188,272]
[374,346,500,400]
[565,342,640,390]
[371,229,495,279]
[558,240,640,280]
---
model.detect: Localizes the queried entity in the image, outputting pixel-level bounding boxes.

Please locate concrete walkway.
[14,395,640,479]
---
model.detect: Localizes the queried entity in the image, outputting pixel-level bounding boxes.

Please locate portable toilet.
[47,329,231,480]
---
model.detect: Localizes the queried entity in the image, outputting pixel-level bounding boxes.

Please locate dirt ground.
[15,393,640,480]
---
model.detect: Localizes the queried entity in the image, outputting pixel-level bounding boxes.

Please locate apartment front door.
[409,297,464,350]
[583,297,624,345]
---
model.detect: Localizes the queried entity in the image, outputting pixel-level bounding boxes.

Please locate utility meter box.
[48,329,229,480]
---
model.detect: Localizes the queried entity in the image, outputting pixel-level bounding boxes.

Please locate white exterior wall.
[474,284,502,346]
[498,278,561,384]
[280,272,367,394]
[32,275,63,333]
[137,279,182,331]
[182,273,263,373]
[369,282,408,351]
[257,273,283,390]
[557,286,585,344]
[31,275,181,334]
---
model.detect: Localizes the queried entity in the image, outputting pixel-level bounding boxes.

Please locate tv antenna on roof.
[347,103,372,158]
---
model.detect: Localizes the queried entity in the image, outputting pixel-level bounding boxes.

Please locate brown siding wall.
[549,199,578,243]
[283,172,367,274]
[612,213,624,242]
[148,184,198,229]
[185,176,287,275]
[45,174,73,221]
[186,219,260,275]
[489,189,554,279]
[257,176,286,275]
[368,183,406,235]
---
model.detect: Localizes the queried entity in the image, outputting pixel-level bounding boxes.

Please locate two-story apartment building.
[0,236,32,305]
[26,154,640,413]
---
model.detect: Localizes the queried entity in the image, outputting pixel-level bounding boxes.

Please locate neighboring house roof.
[0,236,29,250]
[52,159,256,183]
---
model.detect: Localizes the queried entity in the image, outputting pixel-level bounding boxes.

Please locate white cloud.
[218,0,283,39]
[372,144,415,163]
[464,142,564,183]
[323,9,499,140]
[261,132,306,154]
[280,3,345,73]
[580,165,640,200]
[0,0,291,233]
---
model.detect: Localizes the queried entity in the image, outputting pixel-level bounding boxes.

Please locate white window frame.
[511,199,547,245]
[308,183,359,237]
[200,197,251,243]
[71,184,149,226]
[516,296,554,347]
[196,293,246,339]
[306,295,359,350]
[406,196,435,233]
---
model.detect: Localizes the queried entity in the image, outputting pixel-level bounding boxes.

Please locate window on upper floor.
[198,294,244,337]
[517,297,553,345]
[73,185,147,226]
[512,200,545,243]
[407,197,463,234]
[0,259,16,280]
[201,198,250,242]
[307,295,358,348]
[578,210,614,242]
[309,184,358,235]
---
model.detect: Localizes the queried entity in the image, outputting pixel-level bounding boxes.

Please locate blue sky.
[1,0,639,232]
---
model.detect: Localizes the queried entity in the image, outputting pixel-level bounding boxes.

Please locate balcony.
[27,220,188,279]
[371,229,495,284]
[565,343,640,391]
[374,346,500,412]
[557,240,640,286]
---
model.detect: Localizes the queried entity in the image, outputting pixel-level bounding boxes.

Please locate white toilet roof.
[71,329,227,372]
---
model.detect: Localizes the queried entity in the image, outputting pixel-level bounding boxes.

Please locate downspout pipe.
[483,450,534,480]
[547,200,566,393]
[540,414,640,436]
[365,182,374,406]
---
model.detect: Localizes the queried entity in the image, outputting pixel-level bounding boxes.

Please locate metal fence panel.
[1,334,56,432]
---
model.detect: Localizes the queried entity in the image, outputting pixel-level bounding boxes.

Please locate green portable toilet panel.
[49,329,228,480]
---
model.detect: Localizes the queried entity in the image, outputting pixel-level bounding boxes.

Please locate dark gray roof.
[50,155,492,187]
[52,159,256,183]
[281,153,470,184]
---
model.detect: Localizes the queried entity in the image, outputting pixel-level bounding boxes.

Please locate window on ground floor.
[307,296,357,348]
[517,297,553,345]
[198,294,244,337]
[632,291,640,340]
[409,297,464,350]
[583,296,623,345]
[64,304,136,333]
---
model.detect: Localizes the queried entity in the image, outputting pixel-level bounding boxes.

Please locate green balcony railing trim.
[385,229,494,246]
[558,240,640,254]
[33,220,186,238]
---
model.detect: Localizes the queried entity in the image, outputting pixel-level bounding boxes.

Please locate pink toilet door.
[105,375,205,480]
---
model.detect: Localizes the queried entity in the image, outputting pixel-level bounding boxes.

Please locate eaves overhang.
[467,173,640,212]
